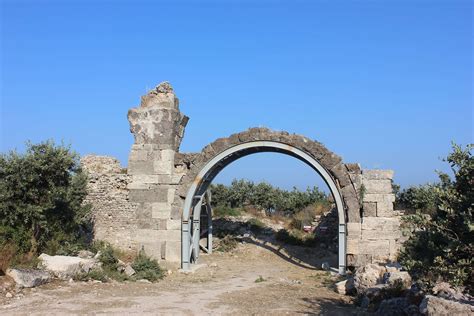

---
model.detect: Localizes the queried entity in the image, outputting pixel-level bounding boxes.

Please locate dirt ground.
[0,237,357,315]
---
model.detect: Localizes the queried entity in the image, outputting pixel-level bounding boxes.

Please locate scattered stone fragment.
[375,297,409,316]
[431,282,473,303]
[137,279,151,284]
[419,295,474,315]
[321,262,330,271]
[117,260,126,273]
[353,264,386,293]
[124,264,136,277]
[38,254,101,279]
[383,271,412,288]
[6,268,51,288]
[335,278,355,295]
[5,292,13,298]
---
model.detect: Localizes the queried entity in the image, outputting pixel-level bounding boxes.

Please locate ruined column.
[127,82,189,261]
[346,169,405,266]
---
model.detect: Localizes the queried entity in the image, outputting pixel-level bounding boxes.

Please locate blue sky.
[1,0,472,190]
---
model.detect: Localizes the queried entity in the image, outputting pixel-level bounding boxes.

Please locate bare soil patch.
[0,238,356,315]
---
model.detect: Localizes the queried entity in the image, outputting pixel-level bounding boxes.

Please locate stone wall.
[81,155,139,251]
[346,169,405,266]
[81,81,406,269]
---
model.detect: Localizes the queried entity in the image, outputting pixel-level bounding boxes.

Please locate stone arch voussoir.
[175,127,361,223]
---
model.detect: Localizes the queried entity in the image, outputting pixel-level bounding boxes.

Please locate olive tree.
[0,141,91,259]
[399,143,473,294]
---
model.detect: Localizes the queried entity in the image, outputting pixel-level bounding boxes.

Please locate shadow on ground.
[298,297,356,315]
[211,217,338,271]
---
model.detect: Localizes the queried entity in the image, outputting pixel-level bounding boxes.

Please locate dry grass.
[0,243,17,273]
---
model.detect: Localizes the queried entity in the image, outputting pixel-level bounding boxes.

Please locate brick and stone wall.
[81,81,405,268]
[81,155,139,251]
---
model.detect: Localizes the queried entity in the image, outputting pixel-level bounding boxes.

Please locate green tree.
[396,183,441,215]
[0,141,91,259]
[399,143,473,293]
[210,179,329,215]
[252,182,275,211]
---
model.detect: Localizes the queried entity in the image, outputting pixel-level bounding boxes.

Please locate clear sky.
[1,0,472,190]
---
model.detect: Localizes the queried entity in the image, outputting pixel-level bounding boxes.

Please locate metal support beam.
[338,223,346,275]
[181,220,191,270]
[207,204,213,254]
[192,197,203,262]
[182,141,348,274]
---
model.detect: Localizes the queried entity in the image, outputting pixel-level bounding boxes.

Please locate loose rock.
[124,264,136,277]
[431,282,473,303]
[353,264,386,293]
[383,271,412,288]
[6,268,51,288]
[117,259,126,273]
[335,278,355,295]
[137,279,151,284]
[321,262,330,271]
[375,297,410,316]
[419,295,474,315]
[38,254,101,279]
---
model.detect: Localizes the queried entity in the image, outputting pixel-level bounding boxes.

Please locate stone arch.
[176,127,361,274]
[83,82,402,274]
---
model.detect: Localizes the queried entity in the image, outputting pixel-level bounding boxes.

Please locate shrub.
[213,205,242,217]
[132,250,164,282]
[216,235,239,252]
[74,244,165,283]
[98,244,120,271]
[399,144,473,294]
[290,202,331,230]
[0,141,91,270]
[396,183,441,215]
[74,269,108,283]
[0,243,19,273]
[247,218,266,233]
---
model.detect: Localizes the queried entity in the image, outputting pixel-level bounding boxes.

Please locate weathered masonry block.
[82,81,405,269]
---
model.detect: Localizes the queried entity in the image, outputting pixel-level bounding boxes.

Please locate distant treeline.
[210,179,330,215]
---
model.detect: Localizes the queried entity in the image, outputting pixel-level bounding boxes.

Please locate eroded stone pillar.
[346,169,405,267]
[127,82,189,261]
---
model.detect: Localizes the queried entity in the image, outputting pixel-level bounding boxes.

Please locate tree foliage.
[396,183,442,215]
[0,140,91,260]
[210,179,329,215]
[399,143,473,293]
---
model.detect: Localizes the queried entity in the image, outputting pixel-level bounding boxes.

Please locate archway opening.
[181,141,347,274]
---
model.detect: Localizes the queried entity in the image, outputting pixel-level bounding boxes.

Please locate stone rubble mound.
[337,262,474,315]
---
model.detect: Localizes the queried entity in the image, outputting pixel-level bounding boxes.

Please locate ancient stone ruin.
[81,82,406,273]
